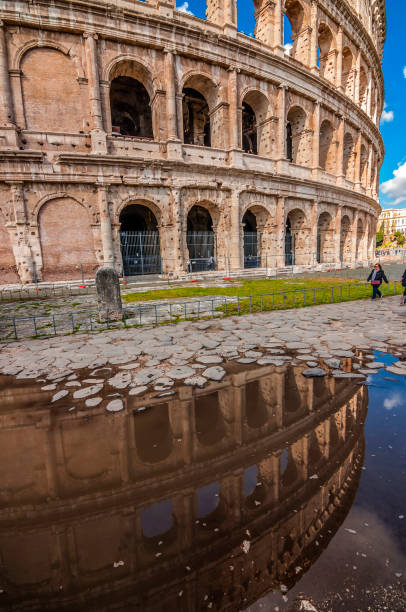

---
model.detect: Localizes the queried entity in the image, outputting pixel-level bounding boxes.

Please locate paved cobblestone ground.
[1,298,405,401]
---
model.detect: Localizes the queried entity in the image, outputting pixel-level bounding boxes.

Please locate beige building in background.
[379,207,406,236]
[0,0,386,283]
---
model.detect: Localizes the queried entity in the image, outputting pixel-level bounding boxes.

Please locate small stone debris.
[106,399,124,412]
[113,561,124,568]
[203,366,226,381]
[167,366,196,380]
[302,368,326,378]
[241,540,250,554]
[85,397,102,407]
[73,384,103,399]
[129,386,148,396]
[196,355,223,364]
[344,528,357,534]
[184,376,207,387]
[51,389,69,403]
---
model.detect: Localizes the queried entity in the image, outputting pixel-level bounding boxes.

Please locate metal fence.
[1,281,403,342]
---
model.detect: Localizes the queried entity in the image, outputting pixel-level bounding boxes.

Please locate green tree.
[376,224,384,246]
[394,231,405,246]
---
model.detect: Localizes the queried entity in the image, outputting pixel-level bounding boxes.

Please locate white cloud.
[403,66,406,79]
[380,109,394,124]
[380,162,406,206]
[284,43,293,55]
[177,1,193,14]
[380,101,394,124]
[383,393,402,410]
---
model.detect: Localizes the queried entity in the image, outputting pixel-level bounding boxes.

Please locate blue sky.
[176,1,405,209]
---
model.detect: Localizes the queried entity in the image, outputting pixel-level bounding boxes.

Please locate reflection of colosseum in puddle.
[0,366,367,610]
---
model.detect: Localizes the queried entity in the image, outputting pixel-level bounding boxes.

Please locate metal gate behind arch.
[285,232,295,266]
[120,231,161,276]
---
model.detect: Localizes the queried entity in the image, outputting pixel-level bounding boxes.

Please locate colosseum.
[0,0,386,283]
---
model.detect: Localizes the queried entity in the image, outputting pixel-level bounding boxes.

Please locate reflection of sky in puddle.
[197,482,220,517]
[141,500,173,538]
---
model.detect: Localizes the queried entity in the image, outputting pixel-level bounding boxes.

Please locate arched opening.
[243,210,260,268]
[245,381,269,428]
[317,212,334,264]
[342,47,354,97]
[141,500,174,538]
[133,403,172,463]
[317,23,334,81]
[284,1,306,63]
[197,482,220,518]
[285,208,309,266]
[343,133,355,181]
[286,106,309,166]
[110,76,153,137]
[242,90,271,156]
[119,204,161,276]
[285,216,294,265]
[360,144,368,188]
[187,205,215,272]
[359,67,368,112]
[182,88,210,147]
[242,102,257,154]
[194,392,226,445]
[319,120,335,172]
[340,215,352,263]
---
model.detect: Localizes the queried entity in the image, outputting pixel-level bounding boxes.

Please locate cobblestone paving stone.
[0,299,405,410]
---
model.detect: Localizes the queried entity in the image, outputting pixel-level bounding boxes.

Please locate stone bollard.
[96,266,122,321]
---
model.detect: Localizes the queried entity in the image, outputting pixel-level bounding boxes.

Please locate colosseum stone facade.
[0,0,386,283]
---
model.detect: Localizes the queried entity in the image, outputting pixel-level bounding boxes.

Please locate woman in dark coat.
[401,269,406,304]
[367,263,388,299]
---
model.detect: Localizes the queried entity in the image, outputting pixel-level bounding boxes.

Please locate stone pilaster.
[0,21,18,147]
[83,32,107,154]
[97,184,115,267]
[254,0,275,48]
[9,183,35,283]
[336,26,343,90]
[310,0,319,71]
[229,190,241,270]
[312,101,320,176]
[334,205,343,265]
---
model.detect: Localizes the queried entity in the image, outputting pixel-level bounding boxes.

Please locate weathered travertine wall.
[0,0,386,282]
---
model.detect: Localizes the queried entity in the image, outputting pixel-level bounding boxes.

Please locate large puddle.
[0,354,404,611]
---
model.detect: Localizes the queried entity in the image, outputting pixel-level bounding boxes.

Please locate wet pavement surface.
[0,350,405,611]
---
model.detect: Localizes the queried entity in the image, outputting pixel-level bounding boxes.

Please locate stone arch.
[317,23,335,82]
[186,202,218,271]
[14,39,79,73]
[38,197,97,280]
[319,119,335,173]
[342,47,354,97]
[119,201,162,276]
[241,89,272,156]
[284,0,308,65]
[21,46,87,133]
[343,132,355,181]
[286,105,310,166]
[108,59,156,139]
[0,210,18,283]
[33,192,96,225]
[340,214,352,263]
[285,207,310,266]
[317,211,334,264]
[241,203,273,269]
[182,73,219,148]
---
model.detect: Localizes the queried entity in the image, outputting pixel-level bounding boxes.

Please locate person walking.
[401,268,406,305]
[367,263,388,299]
